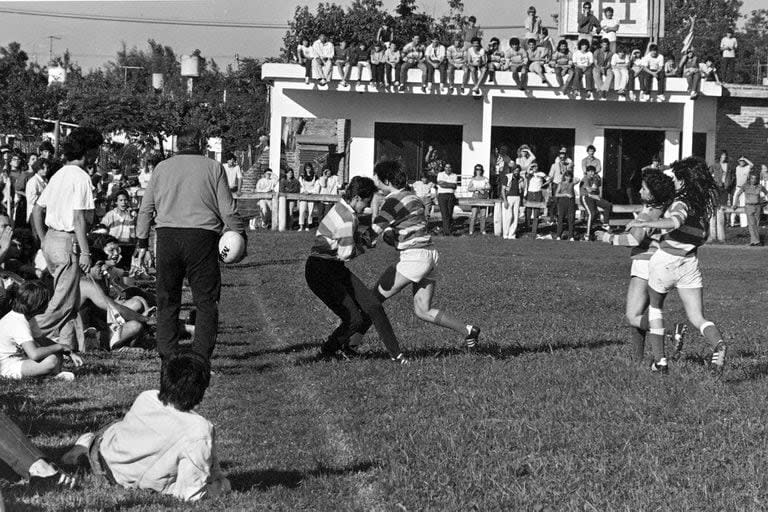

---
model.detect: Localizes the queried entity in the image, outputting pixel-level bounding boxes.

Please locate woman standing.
[280,169,301,229]
[732,171,768,246]
[627,157,726,373]
[436,163,458,236]
[298,163,319,231]
[467,164,490,235]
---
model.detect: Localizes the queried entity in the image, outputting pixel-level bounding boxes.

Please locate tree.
[0,42,52,135]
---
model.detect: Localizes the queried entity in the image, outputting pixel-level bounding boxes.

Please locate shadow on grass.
[227,259,304,269]
[724,359,768,384]
[221,343,320,360]
[228,461,377,492]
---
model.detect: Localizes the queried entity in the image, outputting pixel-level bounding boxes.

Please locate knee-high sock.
[630,328,646,362]
[648,329,665,362]
[434,310,466,334]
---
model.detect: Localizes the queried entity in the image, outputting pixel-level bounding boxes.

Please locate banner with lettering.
[559,0,664,39]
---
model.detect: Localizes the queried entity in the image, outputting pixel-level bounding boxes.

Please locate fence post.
[271,191,280,231]
[278,194,288,232]
[716,207,726,242]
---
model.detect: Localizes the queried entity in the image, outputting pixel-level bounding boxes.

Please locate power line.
[0,8,289,29]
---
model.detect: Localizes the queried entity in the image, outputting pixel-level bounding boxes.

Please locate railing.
[236,192,750,243]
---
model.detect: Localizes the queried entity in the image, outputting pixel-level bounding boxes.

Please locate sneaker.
[391,353,409,365]
[650,358,669,374]
[29,468,78,490]
[710,342,727,371]
[304,77,309,84]
[465,325,481,349]
[673,323,687,354]
[420,85,427,93]
[569,238,575,241]
[656,93,666,102]
[53,371,75,382]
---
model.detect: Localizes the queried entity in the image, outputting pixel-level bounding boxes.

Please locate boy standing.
[62,352,230,502]
[600,7,619,53]
[719,29,737,83]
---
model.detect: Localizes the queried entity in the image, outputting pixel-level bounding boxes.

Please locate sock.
[433,310,467,335]
[639,313,649,331]
[28,459,56,478]
[648,329,665,362]
[630,328,646,362]
[701,322,723,351]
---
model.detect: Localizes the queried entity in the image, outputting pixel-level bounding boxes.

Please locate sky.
[0,0,762,72]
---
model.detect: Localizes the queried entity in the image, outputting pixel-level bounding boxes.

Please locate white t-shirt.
[436,172,458,195]
[642,54,664,72]
[36,164,94,232]
[138,170,153,189]
[572,50,594,68]
[25,174,47,221]
[0,311,41,362]
[223,164,241,189]
[319,175,340,195]
[412,181,435,198]
[601,17,620,42]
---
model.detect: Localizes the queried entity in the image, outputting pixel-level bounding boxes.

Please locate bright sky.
[0,0,761,71]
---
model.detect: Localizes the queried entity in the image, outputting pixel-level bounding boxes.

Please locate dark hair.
[586,165,597,173]
[176,126,203,152]
[563,171,574,179]
[601,38,610,44]
[671,156,720,221]
[527,38,537,45]
[557,39,569,52]
[541,27,549,36]
[38,141,55,154]
[583,1,591,7]
[641,169,675,209]
[88,233,120,262]
[61,127,104,161]
[490,37,500,44]
[604,6,613,12]
[32,158,51,173]
[113,189,130,202]
[578,38,590,50]
[158,352,210,411]
[343,176,377,201]
[468,16,476,22]
[373,160,408,189]
[509,37,520,46]
[7,280,50,316]
[649,44,659,52]
[470,36,481,44]
[587,144,596,151]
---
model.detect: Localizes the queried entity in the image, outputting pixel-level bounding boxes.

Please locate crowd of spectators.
[295,2,731,100]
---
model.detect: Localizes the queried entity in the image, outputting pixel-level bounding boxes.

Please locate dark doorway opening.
[692,132,707,160]
[491,127,576,177]
[374,123,462,182]
[604,129,665,204]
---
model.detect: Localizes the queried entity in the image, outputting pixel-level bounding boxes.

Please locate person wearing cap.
[524,6,542,42]
[730,156,752,227]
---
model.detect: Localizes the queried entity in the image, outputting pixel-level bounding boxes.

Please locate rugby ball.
[218,231,245,264]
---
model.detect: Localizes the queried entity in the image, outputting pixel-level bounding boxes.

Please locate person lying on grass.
[0,280,83,381]
[305,176,406,362]
[61,351,230,501]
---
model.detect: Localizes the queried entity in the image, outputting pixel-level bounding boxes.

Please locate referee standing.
[136,127,246,365]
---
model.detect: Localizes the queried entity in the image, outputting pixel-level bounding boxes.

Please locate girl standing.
[298,163,318,231]
[467,164,491,235]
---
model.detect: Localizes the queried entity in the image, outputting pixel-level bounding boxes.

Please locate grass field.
[2,231,768,511]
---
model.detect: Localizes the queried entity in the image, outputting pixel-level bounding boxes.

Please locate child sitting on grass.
[0,280,83,380]
[62,351,230,501]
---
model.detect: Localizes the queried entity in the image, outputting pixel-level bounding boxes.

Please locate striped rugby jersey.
[370,189,432,251]
[310,199,360,262]
[609,206,662,260]
[657,200,708,256]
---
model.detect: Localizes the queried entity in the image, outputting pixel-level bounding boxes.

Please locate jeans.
[385,63,401,85]
[639,69,665,94]
[722,57,735,82]
[399,61,427,86]
[371,63,385,83]
[424,61,446,85]
[0,410,43,478]
[437,193,455,234]
[305,257,400,357]
[745,203,762,244]
[573,66,594,92]
[35,230,81,349]
[155,228,220,361]
[469,206,487,234]
[556,197,576,239]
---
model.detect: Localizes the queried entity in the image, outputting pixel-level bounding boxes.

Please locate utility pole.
[47,35,61,63]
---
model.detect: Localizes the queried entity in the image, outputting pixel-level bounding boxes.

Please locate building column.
[706,131,717,164]
[348,121,375,179]
[663,130,680,166]
[268,85,282,174]
[681,99,695,158]
[472,93,493,183]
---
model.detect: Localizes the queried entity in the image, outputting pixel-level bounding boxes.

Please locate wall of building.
[717,96,768,164]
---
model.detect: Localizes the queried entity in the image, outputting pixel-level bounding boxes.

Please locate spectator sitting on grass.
[0,280,83,381]
[61,352,230,502]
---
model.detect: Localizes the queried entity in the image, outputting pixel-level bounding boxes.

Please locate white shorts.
[396,248,439,283]
[630,259,649,280]
[648,250,703,294]
[0,357,25,380]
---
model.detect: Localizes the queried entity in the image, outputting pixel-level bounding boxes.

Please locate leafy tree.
[0,42,52,135]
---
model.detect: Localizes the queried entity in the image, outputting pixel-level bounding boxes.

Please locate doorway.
[374,123,463,182]
[604,129,665,204]
[491,127,576,177]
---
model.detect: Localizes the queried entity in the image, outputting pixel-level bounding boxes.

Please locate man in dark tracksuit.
[136,128,246,364]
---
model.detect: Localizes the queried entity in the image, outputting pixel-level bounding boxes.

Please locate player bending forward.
[358,161,481,350]
[627,157,727,374]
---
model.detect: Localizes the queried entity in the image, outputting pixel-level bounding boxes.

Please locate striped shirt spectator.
[370,190,432,251]
[402,41,425,63]
[657,201,707,256]
[310,199,359,262]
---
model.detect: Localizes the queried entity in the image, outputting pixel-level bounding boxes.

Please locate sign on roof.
[559,0,664,39]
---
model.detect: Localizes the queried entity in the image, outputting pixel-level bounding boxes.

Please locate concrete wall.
[717,97,768,165]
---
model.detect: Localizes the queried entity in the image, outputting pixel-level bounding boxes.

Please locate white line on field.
[248,288,386,511]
